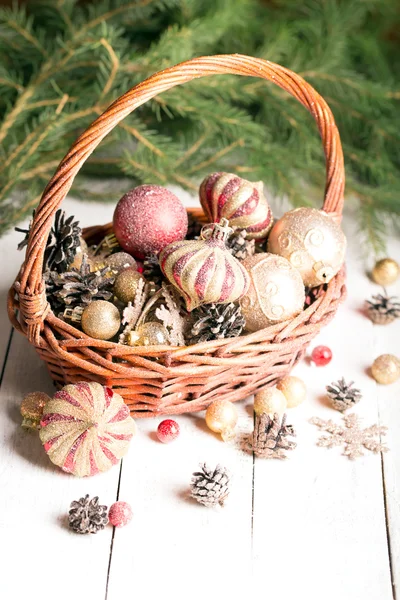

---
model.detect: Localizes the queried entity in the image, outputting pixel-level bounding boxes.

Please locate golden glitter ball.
[127,322,170,346]
[371,258,399,286]
[277,376,307,408]
[240,253,305,332]
[114,268,145,303]
[105,252,137,275]
[81,300,121,340]
[267,207,347,287]
[254,387,287,416]
[20,391,51,429]
[205,399,238,441]
[371,354,400,385]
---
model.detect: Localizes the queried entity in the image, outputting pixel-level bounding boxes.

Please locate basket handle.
[16,54,344,344]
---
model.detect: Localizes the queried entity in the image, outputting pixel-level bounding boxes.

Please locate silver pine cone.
[190,463,231,508]
[326,378,362,411]
[226,228,255,260]
[68,494,108,534]
[187,302,245,344]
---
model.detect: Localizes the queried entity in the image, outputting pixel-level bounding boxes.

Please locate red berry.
[311,345,332,367]
[157,419,180,443]
[108,501,133,528]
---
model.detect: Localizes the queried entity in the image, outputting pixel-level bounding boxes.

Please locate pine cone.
[366,294,400,325]
[226,228,255,260]
[190,463,231,508]
[68,495,108,534]
[248,413,296,459]
[45,254,115,312]
[187,302,245,344]
[143,254,163,289]
[326,378,362,411]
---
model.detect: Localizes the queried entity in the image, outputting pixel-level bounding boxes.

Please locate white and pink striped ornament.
[200,172,273,240]
[39,382,136,477]
[159,219,250,311]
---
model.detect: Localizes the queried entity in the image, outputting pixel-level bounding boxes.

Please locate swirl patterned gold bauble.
[159,219,249,311]
[239,253,305,332]
[39,382,136,477]
[267,207,346,287]
[200,172,273,240]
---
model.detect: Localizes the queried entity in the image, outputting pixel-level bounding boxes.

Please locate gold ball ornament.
[371,258,399,286]
[371,354,400,385]
[205,399,238,441]
[81,300,121,340]
[20,391,51,429]
[114,268,145,304]
[127,322,170,346]
[240,253,305,332]
[254,387,287,416]
[105,252,137,275]
[277,376,307,408]
[267,207,346,287]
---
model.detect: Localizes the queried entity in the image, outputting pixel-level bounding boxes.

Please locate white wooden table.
[0,192,399,600]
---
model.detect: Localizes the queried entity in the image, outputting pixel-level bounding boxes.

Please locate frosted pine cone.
[68,495,108,534]
[248,413,296,459]
[226,228,255,260]
[190,463,231,508]
[366,294,400,325]
[187,302,245,344]
[326,378,362,411]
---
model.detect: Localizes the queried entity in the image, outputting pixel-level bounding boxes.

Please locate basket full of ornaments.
[8,54,347,417]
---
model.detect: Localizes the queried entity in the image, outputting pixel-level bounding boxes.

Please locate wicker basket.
[7,54,346,417]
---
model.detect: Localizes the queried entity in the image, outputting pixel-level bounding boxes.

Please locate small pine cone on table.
[248,413,296,459]
[326,378,362,411]
[226,228,255,261]
[366,294,400,325]
[187,302,245,344]
[68,495,108,534]
[190,463,231,508]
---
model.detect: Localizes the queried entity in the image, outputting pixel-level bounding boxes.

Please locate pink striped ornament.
[200,172,273,240]
[39,382,136,477]
[159,220,250,311]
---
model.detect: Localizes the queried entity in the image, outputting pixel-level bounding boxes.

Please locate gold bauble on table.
[371,258,399,286]
[114,268,145,303]
[254,387,287,416]
[371,354,400,385]
[81,300,121,340]
[127,322,170,346]
[239,253,305,332]
[267,207,346,287]
[20,391,51,429]
[277,376,307,408]
[205,399,238,441]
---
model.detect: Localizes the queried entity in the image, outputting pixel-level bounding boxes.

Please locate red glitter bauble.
[311,345,332,367]
[108,501,133,528]
[113,185,188,257]
[157,419,180,443]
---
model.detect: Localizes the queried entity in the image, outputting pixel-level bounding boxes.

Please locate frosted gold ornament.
[371,354,400,385]
[371,258,399,286]
[277,376,307,408]
[114,268,145,304]
[127,322,170,346]
[205,398,238,441]
[81,300,121,340]
[20,391,51,429]
[267,207,346,287]
[240,253,305,332]
[254,387,287,416]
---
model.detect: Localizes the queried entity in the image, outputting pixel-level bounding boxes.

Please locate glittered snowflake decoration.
[310,413,388,460]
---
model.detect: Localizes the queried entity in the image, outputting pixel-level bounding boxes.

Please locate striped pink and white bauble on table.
[200,172,273,240]
[159,219,250,311]
[39,382,136,477]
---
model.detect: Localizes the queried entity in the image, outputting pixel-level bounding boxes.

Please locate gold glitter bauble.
[20,391,51,429]
[105,252,137,275]
[267,207,346,287]
[68,237,88,270]
[114,268,145,303]
[205,399,238,441]
[254,387,287,416]
[127,322,170,346]
[371,354,400,385]
[81,300,121,340]
[240,253,305,332]
[371,258,399,286]
[277,376,307,408]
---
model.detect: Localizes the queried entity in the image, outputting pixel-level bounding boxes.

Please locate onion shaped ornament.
[159,219,250,311]
[39,382,136,477]
[200,172,273,240]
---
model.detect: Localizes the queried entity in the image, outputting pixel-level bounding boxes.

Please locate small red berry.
[311,345,332,367]
[157,419,180,443]
[108,501,133,528]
